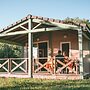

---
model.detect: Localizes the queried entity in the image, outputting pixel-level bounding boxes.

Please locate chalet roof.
[0,14,90,45]
[0,14,87,32]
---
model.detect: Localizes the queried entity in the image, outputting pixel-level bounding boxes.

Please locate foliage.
[64,17,90,28]
[0,43,22,58]
[64,17,89,23]
[0,78,90,90]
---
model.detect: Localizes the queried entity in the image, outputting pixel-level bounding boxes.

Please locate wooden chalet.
[0,14,90,79]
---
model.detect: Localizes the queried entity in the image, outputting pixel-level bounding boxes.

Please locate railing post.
[32,58,35,73]
[8,58,11,74]
[75,61,78,75]
[75,58,80,74]
[25,58,28,73]
[53,56,56,74]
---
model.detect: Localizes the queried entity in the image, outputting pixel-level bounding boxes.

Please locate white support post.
[28,19,33,78]
[78,28,83,79]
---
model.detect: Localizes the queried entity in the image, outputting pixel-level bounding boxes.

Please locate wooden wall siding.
[33,32,49,42]
[83,37,90,74]
[33,30,78,57]
[83,58,90,74]
[52,30,78,56]
[83,37,89,50]
[38,32,49,41]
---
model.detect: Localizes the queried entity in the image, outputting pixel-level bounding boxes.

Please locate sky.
[0,0,90,29]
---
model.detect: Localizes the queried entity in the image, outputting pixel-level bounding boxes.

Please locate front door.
[33,41,48,72]
[61,42,70,57]
[33,42,48,59]
[38,42,48,63]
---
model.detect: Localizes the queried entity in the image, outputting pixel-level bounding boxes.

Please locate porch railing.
[33,57,80,75]
[0,58,28,74]
[0,57,80,75]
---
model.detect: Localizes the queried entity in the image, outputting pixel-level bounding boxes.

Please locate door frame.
[60,42,71,57]
[33,40,49,58]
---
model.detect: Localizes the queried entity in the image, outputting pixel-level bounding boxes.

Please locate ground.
[0,78,90,90]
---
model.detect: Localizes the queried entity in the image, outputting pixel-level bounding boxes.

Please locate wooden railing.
[33,57,80,75]
[0,58,9,73]
[33,57,54,74]
[0,58,28,74]
[0,57,80,75]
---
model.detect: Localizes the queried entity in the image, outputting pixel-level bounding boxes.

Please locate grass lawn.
[0,78,90,90]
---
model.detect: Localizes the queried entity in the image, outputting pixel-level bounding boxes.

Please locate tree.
[64,17,90,27]
[0,43,22,58]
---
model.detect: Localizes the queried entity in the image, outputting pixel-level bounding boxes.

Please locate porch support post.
[28,19,33,78]
[78,28,83,79]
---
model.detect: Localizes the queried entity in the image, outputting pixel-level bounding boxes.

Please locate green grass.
[0,78,90,90]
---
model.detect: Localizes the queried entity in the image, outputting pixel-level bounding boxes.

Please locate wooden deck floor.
[0,72,81,80]
[33,73,81,80]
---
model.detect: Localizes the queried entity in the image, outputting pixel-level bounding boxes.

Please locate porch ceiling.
[0,34,28,45]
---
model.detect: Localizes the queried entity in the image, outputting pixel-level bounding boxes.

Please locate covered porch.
[0,15,90,79]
